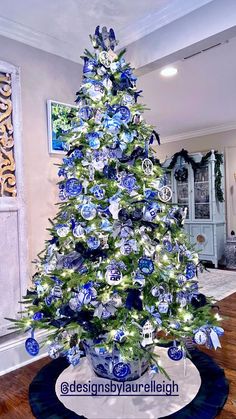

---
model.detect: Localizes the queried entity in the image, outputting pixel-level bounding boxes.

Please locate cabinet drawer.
[190,224,214,256]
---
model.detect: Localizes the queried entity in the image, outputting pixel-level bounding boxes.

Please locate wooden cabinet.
[163,150,226,267]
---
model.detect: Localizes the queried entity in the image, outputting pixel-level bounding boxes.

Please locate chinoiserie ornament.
[105,265,123,285]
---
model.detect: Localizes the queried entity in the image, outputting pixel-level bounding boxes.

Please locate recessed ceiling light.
[160,67,178,77]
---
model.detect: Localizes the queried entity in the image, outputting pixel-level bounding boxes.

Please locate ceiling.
[0,0,235,139]
[139,36,236,139]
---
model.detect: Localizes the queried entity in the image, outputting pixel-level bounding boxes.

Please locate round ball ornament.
[87,236,100,250]
[167,346,183,361]
[194,330,207,345]
[65,178,82,196]
[115,106,131,123]
[131,208,143,221]
[25,337,39,356]
[121,174,136,191]
[56,224,70,237]
[114,330,126,343]
[122,93,135,106]
[113,362,131,379]
[158,186,172,203]
[105,266,123,286]
[81,203,96,220]
[69,297,82,311]
[78,290,92,305]
[87,133,100,149]
[92,185,105,200]
[48,343,62,359]
[79,106,93,121]
[151,286,160,297]
[138,257,154,275]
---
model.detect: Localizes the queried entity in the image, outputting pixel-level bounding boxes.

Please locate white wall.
[0,35,82,281]
[155,129,236,236]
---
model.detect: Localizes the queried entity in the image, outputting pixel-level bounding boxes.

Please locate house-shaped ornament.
[141,320,155,347]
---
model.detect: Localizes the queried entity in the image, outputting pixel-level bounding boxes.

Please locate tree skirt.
[29,348,228,419]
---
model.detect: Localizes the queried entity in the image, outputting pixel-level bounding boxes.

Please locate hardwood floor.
[0,293,236,419]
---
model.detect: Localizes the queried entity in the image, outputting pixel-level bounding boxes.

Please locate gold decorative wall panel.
[0,72,16,197]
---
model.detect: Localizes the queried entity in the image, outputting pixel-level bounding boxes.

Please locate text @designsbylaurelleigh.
[60,379,179,397]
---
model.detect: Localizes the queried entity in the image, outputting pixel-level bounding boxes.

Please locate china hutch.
[162,150,225,267]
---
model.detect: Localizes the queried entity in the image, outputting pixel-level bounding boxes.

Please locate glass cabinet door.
[193,166,210,219]
[175,175,189,219]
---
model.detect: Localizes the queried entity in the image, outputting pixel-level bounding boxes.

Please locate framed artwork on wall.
[47,100,78,154]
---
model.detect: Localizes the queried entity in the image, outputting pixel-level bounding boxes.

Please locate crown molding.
[0,0,212,65]
[161,123,236,144]
[0,16,81,63]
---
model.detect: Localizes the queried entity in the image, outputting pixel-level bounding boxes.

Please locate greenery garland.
[165,148,224,202]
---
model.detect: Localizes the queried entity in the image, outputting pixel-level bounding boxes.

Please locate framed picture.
[47,100,78,154]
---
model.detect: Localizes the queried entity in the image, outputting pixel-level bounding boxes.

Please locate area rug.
[198,269,236,301]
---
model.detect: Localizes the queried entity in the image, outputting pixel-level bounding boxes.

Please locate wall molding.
[0,331,48,376]
[0,0,212,65]
[161,122,236,144]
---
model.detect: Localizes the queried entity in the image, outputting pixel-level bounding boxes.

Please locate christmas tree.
[12,26,223,380]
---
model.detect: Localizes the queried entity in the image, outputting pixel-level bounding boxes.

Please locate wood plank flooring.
[0,293,236,418]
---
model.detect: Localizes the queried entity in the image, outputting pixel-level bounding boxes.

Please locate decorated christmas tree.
[12,26,223,380]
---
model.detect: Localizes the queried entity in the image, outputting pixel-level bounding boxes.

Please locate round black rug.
[29,349,229,419]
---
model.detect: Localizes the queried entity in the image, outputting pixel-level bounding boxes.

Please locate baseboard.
[0,330,48,376]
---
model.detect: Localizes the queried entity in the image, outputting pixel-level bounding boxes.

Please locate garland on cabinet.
[165,149,224,202]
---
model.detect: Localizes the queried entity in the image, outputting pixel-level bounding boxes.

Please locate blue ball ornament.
[79,106,93,120]
[113,362,131,379]
[25,337,40,356]
[87,236,100,250]
[115,106,131,122]
[81,203,96,220]
[33,312,44,321]
[65,178,82,196]
[167,346,183,361]
[91,185,105,200]
[138,257,154,275]
[121,174,136,191]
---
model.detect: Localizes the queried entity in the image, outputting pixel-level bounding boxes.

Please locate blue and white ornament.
[87,236,100,250]
[79,106,93,120]
[121,174,137,192]
[69,297,82,311]
[48,343,62,359]
[158,301,169,314]
[138,257,154,275]
[119,131,135,144]
[114,329,126,343]
[73,224,85,238]
[56,224,70,237]
[25,331,39,357]
[81,203,96,220]
[87,132,101,149]
[91,185,105,200]
[115,106,131,123]
[87,81,104,102]
[194,329,207,345]
[167,345,183,361]
[122,93,135,106]
[113,362,131,379]
[65,178,82,196]
[105,265,122,285]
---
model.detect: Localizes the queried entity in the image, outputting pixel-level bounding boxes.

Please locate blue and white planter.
[83,339,150,382]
